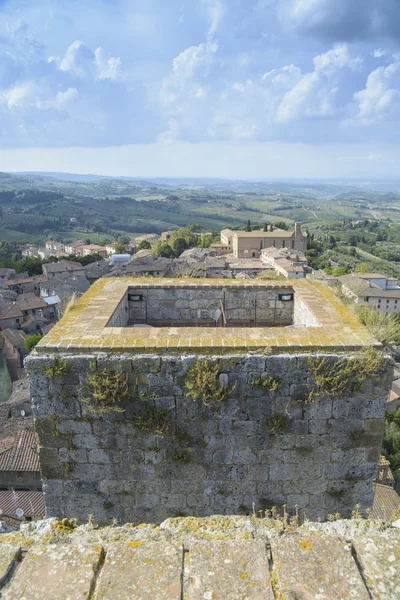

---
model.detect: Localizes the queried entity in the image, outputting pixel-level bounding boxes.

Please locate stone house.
[0,268,16,281]
[5,275,48,297]
[105,243,117,256]
[81,245,108,258]
[64,241,85,256]
[45,241,65,254]
[42,260,86,279]
[221,223,307,259]
[16,294,52,321]
[109,255,173,278]
[261,247,309,279]
[84,261,110,285]
[0,305,24,330]
[2,329,27,381]
[338,273,400,314]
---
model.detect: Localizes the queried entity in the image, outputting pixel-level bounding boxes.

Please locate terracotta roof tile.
[0,428,40,471]
[0,490,44,528]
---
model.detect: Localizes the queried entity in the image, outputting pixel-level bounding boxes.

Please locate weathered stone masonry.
[26,278,393,524]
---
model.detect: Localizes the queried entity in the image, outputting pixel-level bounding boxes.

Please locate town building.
[338,273,400,314]
[81,244,108,258]
[261,247,309,279]
[64,240,85,256]
[1,329,27,381]
[0,428,41,492]
[4,275,48,296]
[220,223,307,259]
[0,305,24,330]
[0,268,16,281]
[105,243,117,256]
[45,241,65,254]
[42,260,85,279]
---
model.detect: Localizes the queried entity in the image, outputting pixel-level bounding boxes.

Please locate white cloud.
[373,49,386,58]
[276,44,359,123]
[54,40,121,80]
[37,88,78,110]
[159,42,362,140]
[201,0,223,36]
[160,41,217,107]
[0,82,78,112]
[1,82,34,109]
[94,48,121,80]
[313,44,361,72]
[351,59,400,124]
[368,153,385,161]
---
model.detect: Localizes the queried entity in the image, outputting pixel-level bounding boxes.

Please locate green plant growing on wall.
[66,433,77,451]
[356,307,400,346]
[266,413,291,434]
[59,388,70,401]
[294,348,385,406]
[132,393,172,436]
[309,357,356,395]
[45,357,71,378]
[249,377,282,391]
[81,362,130,415]
[185,359,233,406]
[170,449,191,464]
[49,414,62,437]
[308,347,385,398]
[63,460,75,473]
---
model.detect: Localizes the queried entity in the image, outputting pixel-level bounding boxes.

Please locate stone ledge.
[33,278,378,355]
[0,517,399,599]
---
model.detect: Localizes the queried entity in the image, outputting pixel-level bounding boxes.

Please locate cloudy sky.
[1,0,400,178]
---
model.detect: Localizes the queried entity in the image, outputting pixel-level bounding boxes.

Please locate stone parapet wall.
[126,286,293,326]
[27,351,392,525]
[0,517,399,599]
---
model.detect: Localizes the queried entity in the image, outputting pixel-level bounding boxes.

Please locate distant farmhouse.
[220,222,307,259]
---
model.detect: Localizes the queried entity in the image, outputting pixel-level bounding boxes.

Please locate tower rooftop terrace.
[35,278,377,355]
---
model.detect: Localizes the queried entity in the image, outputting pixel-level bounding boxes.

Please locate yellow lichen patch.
[299,540,313,551]
[51,518,77,534]
[240,572,249,579]
[126,541,144,549]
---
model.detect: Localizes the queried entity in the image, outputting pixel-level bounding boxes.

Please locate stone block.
[352,531,400,599]
[96,542,182,600]
[185,540,272,600]
[0,546,21,587]
[2,544,103,600]
[270,534,369,600]
[57,420,93,435]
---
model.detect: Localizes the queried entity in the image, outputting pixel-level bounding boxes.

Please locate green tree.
[24,334,43,353]
[355,262,373,273]
[245,220,251,232]
[331,266,350,277]
[156,242,175,258]
[263,222,269,232]
[172,237,188,257]
[137,240,151,251]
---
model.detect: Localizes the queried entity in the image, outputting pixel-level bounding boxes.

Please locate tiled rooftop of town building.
[35,278,378,355]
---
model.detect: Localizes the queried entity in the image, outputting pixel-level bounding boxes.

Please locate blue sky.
[1,0,400,178]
